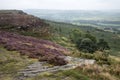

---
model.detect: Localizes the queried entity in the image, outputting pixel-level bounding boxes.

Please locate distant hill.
[24,9,120,32]
[24,9,120,22]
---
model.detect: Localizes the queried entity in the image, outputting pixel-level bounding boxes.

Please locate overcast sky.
[0,0,120,10]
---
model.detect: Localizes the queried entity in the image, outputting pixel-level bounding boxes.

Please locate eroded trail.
[17,56,95,80]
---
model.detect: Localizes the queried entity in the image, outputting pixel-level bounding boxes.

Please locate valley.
[24,9,120,33]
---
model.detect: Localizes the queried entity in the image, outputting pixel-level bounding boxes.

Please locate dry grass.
[0,46,38,80]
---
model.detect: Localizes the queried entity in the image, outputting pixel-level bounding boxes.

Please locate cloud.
[0,0,120,10]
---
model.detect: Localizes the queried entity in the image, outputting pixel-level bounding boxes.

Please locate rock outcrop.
[18,56,95,80]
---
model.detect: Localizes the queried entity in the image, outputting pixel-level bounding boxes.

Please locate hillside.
[0,10,72,65]
[0,10,47,29]
[24,9,120,56]
[0,31,69,65]
[0,10,52,39]
[0,10,120,80]
[46,21,120,56]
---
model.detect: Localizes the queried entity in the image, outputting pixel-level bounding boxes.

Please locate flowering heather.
[0,31,69,65]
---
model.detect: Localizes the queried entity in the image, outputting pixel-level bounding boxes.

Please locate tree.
[77,38,97,53]
[84,33,97,43]
[69,29,110,53]
[97,39,110,51]
[69,29,82,43]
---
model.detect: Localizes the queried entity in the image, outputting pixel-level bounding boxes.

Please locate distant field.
[24,9,120,32]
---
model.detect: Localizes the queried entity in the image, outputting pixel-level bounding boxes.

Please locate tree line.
[69,29,110,53]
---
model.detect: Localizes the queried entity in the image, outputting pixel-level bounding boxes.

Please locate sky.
[0,0,120,10]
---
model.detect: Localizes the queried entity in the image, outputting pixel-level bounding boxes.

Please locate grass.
[72,51,120,80]
[24,47,120,80]
[0,46,38,80]
[0,30,119,80]
[25,70,90,80]
[62,70,89,80]
[12,25,120,80]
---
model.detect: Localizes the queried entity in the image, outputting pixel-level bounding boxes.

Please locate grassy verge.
[0,46,37,80]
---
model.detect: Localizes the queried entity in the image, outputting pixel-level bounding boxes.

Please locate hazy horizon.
[0,0,120,11]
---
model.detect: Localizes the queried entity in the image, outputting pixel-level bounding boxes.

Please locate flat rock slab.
[17,56,95,80]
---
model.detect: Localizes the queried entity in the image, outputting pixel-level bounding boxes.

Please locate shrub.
[97,39,110,51]
[77,38,97,53]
